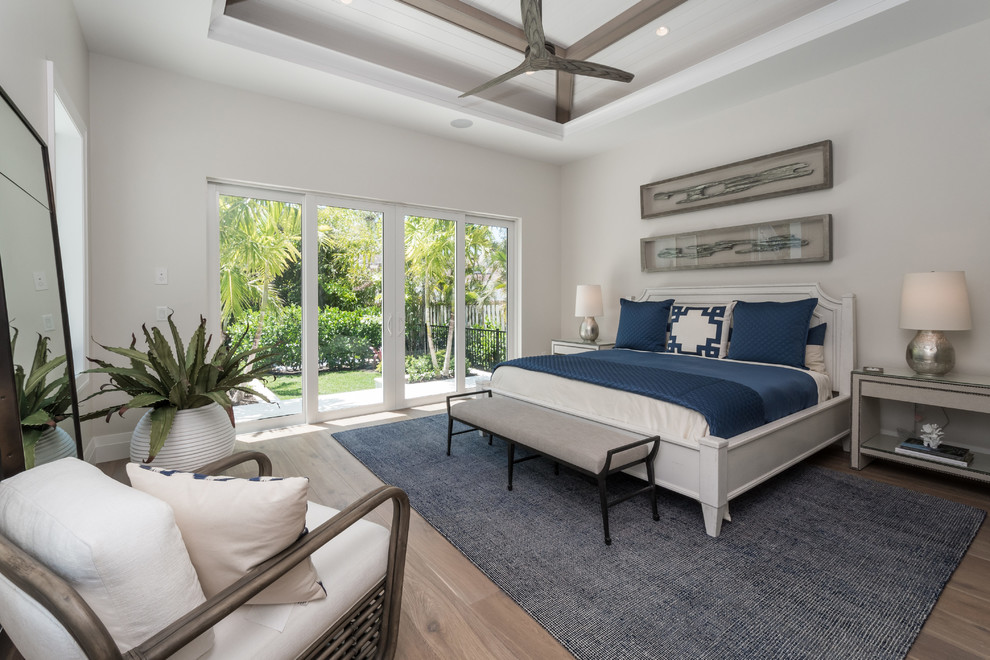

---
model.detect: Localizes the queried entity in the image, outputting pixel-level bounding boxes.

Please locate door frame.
[209,182,518,432]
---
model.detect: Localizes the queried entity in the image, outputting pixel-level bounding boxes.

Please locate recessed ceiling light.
[656,26,670,37]
[450,118,473,129]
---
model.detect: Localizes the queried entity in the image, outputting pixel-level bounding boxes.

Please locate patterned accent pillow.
[727,298,819,368]
[614,298,674,352]
[666,303,734,358]
[126,464,326,605]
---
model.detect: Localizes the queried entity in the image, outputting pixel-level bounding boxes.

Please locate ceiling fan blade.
[520,0,547,58]
[541,56,634,83]
[459,61,533,98]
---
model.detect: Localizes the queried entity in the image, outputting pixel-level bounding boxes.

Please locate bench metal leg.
[645,451,660,522]
[446,415,454,456]
[507,442,515,491]
[598,477,611,545]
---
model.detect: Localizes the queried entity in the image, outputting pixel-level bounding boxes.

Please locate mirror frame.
[0,83,83,478]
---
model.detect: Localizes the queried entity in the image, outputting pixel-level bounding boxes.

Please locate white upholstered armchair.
[0,451,409,659]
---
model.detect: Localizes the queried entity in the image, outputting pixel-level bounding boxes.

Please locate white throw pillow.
[0,458,212,658]
[805,344,827,374]
[126,464,326,605]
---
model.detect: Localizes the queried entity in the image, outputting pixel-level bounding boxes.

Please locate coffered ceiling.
[71,0,990,163]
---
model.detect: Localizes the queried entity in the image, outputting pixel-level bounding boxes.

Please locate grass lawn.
[265,370,379,399]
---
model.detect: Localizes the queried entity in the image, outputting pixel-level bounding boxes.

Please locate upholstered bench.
[446,390,661,545]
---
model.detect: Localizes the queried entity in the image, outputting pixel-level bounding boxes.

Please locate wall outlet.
[33,271,49,291]
[156,306,170,321]
[41,314,55,331]
[155,267,168,285]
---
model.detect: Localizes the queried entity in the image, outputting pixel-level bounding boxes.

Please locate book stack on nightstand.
[894,439,974,467]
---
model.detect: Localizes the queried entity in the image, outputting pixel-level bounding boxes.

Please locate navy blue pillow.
[807,322,827,346]
[727,298,818,368]
[614,298,674,352]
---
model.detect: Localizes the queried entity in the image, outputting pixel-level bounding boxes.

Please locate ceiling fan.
[459,0,635,98]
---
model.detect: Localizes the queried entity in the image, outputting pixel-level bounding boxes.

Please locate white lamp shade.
[899,271,972,331]
[575,284,604,317]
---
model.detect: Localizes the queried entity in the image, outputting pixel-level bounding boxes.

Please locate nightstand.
[851,368,990,483]
[551,339,615,355]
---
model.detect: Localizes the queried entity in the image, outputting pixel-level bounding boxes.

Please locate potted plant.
[11,328,76,469]
[82,314,278,469]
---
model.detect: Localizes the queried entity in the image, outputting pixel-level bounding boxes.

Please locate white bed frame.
[506,283,856,537]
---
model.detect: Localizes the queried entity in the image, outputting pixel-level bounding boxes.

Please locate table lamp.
[899,271,972,376]
[575,284,603,342]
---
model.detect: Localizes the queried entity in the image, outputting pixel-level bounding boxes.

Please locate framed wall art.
[640,214,832,272]
[640,140,832,219]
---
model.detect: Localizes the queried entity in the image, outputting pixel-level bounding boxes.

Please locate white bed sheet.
[490,354,832,445]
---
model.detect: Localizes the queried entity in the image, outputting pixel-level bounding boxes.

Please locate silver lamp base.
[579,316,599,342]
[906,329,955,376]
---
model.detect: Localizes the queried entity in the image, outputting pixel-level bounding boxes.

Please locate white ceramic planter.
[34,425,77,467]
[130,402,235,471]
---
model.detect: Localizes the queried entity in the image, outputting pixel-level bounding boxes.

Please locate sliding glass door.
[464,221,509,380]
[218,191,302,426]
[401,211,510,403]
[313,202,384,413]
[212,184,514,430]
[403,213,457,399]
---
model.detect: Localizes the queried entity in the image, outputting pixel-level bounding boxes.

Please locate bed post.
[698,437,730,537]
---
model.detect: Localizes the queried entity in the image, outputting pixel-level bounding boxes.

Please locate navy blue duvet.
[493,349,819,438]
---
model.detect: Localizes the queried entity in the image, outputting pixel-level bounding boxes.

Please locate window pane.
[316,205,384,411]
[219,194,301,424]
[465,223,508,384]
[404,215,456,399]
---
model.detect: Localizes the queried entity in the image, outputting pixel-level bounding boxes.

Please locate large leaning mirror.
[0,83,82,478]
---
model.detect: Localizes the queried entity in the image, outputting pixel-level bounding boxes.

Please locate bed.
[491,283,856,537]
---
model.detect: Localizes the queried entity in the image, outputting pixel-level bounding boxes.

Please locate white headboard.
[634,283,856,396]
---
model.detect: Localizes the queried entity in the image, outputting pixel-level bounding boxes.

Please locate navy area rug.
[333,414,984,660]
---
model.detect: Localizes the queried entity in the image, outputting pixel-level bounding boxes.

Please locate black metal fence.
[405,324,506,372]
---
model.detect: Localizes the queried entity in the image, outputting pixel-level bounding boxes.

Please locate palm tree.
[464,224,507,315]
[219,196,301,348]
[403,219,508,377]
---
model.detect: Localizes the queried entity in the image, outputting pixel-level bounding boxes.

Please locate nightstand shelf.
[551,339,615,355]
[851,368,990,484]
[859,432,990,480]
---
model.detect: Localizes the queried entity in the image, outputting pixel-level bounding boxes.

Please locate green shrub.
[404,353,471,383]
[227,305,381,371]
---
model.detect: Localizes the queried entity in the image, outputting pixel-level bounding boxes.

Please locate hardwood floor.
[101,409,990,659]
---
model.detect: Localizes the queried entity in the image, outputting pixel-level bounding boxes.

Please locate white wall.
[0,0,88,136]
[561,18,990,376]
[86,54,561,444]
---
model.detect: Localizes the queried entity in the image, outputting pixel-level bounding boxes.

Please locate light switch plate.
[33,271,48,291]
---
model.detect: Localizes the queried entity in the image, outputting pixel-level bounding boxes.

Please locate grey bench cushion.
[450,396,649,474]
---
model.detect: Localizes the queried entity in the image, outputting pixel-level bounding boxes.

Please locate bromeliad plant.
[11,328,73,469]
[82,314,278,462]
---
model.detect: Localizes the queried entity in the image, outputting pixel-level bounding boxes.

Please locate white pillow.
[0,458,212,658]
[806,344,827,374]
[126,464,326,605]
